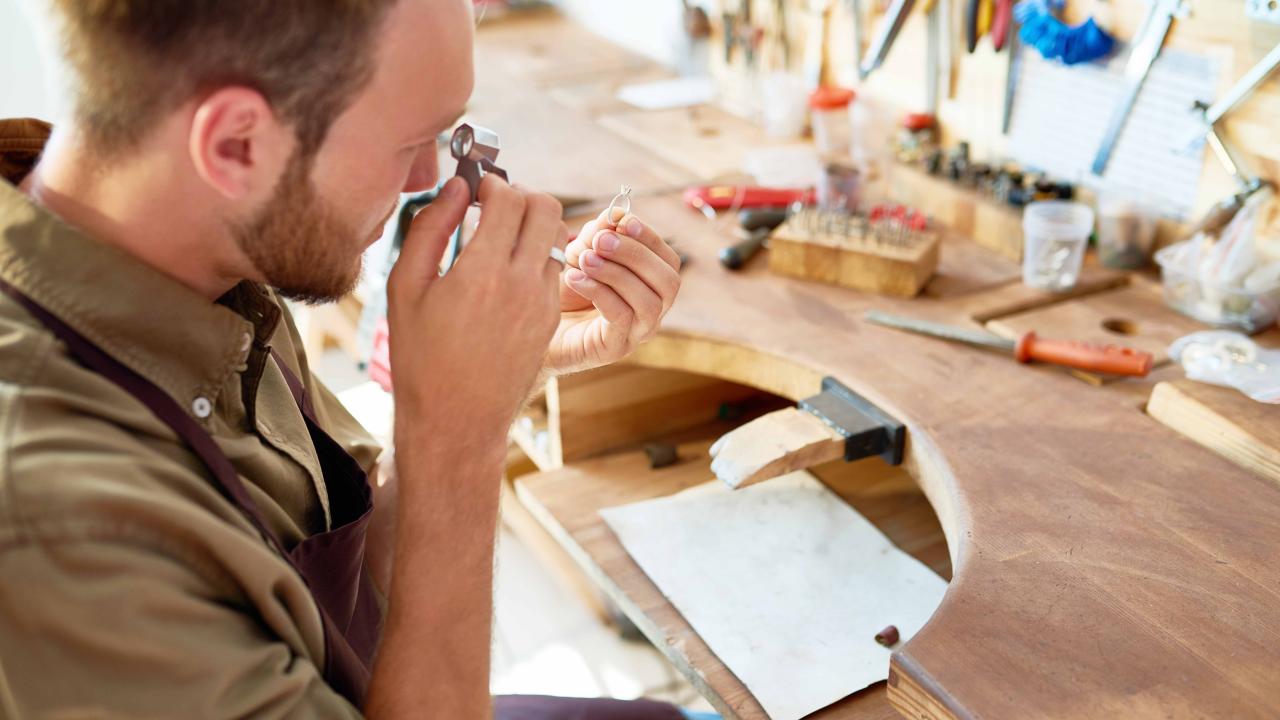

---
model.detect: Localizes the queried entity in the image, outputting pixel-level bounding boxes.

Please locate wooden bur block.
[768,218,940,297]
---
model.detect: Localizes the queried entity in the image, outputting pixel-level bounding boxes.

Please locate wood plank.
[551,365,765,464]
[545,67,677,116]
[1147,379,1280,487]
[597,105,811,183]
[709,407,846,489]
[515,438,948,720]
[474,7,659,90]
[922,229,1023,299]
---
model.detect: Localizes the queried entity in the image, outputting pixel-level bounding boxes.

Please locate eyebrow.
[417,108,467,144]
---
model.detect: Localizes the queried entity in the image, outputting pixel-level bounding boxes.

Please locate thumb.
[395,177,469,282]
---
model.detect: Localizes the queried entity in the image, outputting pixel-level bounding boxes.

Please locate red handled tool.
[864,311,1154,377]
[682,185,816,211]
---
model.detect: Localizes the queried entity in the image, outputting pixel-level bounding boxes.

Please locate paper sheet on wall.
[1008,45,1221,220]
[600,472,948,720]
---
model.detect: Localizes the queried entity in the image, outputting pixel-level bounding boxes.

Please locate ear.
[188,87,294,201]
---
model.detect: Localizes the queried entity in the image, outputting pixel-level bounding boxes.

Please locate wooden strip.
[1147,380,1280,487]
[886,658,963,720]
[553,365,764,464]
[709,407,846,489]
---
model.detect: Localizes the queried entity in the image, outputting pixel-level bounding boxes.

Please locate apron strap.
[269,348,317,423]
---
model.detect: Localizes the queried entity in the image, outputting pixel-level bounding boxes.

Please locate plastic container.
[1096,196,1158,269]
[1022,201,1094,291]
[761,72,809,139]
[1155,243,1280,333]
[809,86,855,157]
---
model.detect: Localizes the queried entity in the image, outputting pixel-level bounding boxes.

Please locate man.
[0,0,692,717]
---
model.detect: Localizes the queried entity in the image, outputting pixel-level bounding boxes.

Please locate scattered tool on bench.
[683,185,816,213]
[1090,0,1187,176]
[864,311,1154,376]
[710,377,904,490]
[719,208,789,270]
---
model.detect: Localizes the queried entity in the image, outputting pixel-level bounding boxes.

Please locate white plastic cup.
[1022,201,1095,291]
[760,73,809,139]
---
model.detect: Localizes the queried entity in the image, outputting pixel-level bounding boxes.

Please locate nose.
[402,146,439,194]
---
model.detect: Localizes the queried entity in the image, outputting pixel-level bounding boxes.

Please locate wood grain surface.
[473,10,1280,719]
[1147,379,1280,487]
[624,189,1280,719]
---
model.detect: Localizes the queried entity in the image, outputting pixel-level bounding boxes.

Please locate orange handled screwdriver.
[865,311,1154,377]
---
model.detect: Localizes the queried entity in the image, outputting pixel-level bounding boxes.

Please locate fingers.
[590,232,681,314]
[614,214,681,271]
[578,249,664,341]
[471,172,526,258]
[511,192,566,270]
[563,268,634,337]
[391,177,468,290]
[566,208,618,268]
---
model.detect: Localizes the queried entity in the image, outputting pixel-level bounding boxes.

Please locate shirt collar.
[0,119,281,420]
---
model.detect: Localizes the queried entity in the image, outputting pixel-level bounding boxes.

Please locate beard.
[232,151,370,305]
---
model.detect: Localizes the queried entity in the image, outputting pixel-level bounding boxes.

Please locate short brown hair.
[51,0,399,158]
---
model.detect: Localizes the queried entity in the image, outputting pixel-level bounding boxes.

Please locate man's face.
[236,0,475,303]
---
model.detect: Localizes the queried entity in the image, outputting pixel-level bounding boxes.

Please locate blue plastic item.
[1014,0,1115,65]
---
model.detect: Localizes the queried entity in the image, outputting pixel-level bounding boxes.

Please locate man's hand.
[367,174,565,719]
[548,209,682,374]
[385,175,565,449]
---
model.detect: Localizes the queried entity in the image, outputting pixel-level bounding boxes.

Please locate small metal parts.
[785,202,929,250]
[607,185,634,221]
[451,123,509,204]
[644,443,680,469]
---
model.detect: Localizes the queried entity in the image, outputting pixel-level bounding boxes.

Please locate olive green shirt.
[0,119,381,719]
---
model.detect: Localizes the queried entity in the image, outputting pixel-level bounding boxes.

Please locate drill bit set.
[768,201,941,298]
[784,201,932,251]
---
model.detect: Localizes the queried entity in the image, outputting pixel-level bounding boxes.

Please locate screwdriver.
[864,311,1154,377]
[719,208,789,271]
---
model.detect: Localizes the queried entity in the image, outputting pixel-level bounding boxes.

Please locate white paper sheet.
[616,77,716,111]
[1008,46,1221,220]
[601,472,947,720]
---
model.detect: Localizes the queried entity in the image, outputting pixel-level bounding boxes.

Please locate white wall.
[0,0,59,120]
[0,0,694,123]
[550,0,687,69]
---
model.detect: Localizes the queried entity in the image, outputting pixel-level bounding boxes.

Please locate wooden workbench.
[470,9,1280,720]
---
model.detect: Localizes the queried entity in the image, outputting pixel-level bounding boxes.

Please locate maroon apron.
[1,279,685,719]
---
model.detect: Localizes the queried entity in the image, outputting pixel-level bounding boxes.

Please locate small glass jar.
[809,86,855,158]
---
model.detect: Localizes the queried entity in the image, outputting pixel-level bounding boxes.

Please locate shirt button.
[192,397,213,419]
